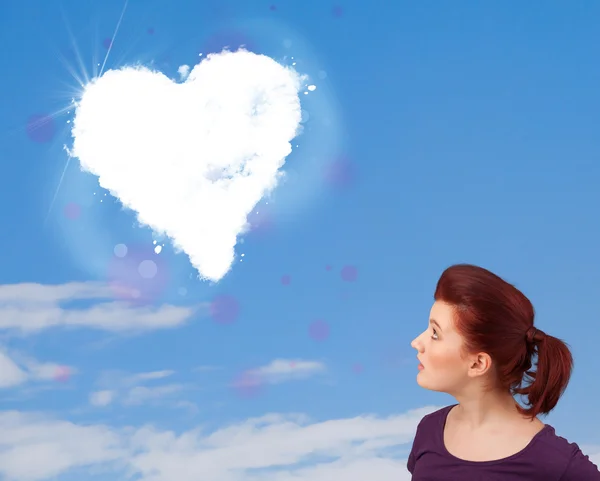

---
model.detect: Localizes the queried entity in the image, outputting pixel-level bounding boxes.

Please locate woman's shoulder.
[535,426,600,479]
[410,404,455,449]
[415,404,455,432]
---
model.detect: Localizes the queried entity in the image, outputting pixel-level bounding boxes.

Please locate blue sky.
[0,1,599,480]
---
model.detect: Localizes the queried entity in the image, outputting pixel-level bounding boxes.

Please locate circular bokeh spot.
[309,319,330,341]
[107,243,169,304]
[340,265,358,282]
[210,294,240,325]
[138,259,158,279]
[26,114,56,143]
[352,363,364,374]
[232,370,264,399]
[102,38,112,49]
[64,202,81,220]
[113,243,128,258]
[281,275,291,286]
[54,365,71,383]
[332,5,344,17]
[324,156,356,189]
[269,4,277,11]
[202,30,258,55]
[340,289,351,300]
[325,265,332,271]
[147,27,155,35]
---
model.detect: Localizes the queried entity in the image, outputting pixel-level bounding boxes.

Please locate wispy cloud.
[193,365,223,372]
[90,370,185,408]
[0,282,199,334]
[581,445,600,466]
[89,390,115,407]
[122,384,184,406]
[0,405,439,481]
[0,350,72,388]
[248,358,326,385]
[126,370,175,383]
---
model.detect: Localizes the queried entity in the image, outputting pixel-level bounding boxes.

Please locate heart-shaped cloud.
[71,50,304,281]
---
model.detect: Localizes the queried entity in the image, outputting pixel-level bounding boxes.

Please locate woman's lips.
[418,362,424,371]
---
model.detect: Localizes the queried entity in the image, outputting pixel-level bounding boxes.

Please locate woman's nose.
[411,336,424,351]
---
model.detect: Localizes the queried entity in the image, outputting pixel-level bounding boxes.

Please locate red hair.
[434,264,573,418]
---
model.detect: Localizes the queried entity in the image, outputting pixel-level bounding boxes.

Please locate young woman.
[408,264,600,480]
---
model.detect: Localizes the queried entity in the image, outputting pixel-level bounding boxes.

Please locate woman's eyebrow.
[429,319,442,331]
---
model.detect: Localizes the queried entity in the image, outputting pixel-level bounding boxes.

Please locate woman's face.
[410,301,473,394]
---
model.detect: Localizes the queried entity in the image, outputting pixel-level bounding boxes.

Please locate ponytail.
[513,328,574,418]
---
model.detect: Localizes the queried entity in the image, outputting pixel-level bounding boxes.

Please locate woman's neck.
[452,390,526,429]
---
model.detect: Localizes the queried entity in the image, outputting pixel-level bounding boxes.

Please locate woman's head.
[410,264,573,418]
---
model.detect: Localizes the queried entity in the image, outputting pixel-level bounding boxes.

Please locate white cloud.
[177,64,190,80]
[0,282,197,334]
[0,352,28,388]
[193,365,223,372]
[0,406,439,481]
[90,370,184,409]
[71,49,307,282]
[249,358,326,385]
[0,411,125,481]
[0,350,73,389]
[122,384,184,406]
[89,390,115,407]
[127,370,175,383]
[0,403,597,481]
[581,445,600,466]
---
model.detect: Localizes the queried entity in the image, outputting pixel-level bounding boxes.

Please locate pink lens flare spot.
[210,295,240,325]
[332,5,344,17]
[352,363,364,374]
[147,27,155,35]
[290,361,296,368]
[269,4,277,10]
[64,202,81,220]
[325,265,333,271]
[102,38,112,49]
[232,370,264,399]
[324,156,356,189]
[281,275,291,286]
[26,114,56,143]
[340,265,358,282]
[309,319,330,341]
[54,365,71,383]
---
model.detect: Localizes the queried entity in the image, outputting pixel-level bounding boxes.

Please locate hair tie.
[526,326,545,344]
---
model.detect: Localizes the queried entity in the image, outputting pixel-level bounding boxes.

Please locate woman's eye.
[431,329,439,340]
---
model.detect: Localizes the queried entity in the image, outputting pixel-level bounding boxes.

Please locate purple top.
[407,405,600,480]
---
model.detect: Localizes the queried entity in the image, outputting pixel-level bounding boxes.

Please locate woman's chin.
[416,372,435,390]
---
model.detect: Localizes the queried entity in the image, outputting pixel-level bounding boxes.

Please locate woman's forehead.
[429,301,456,329]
